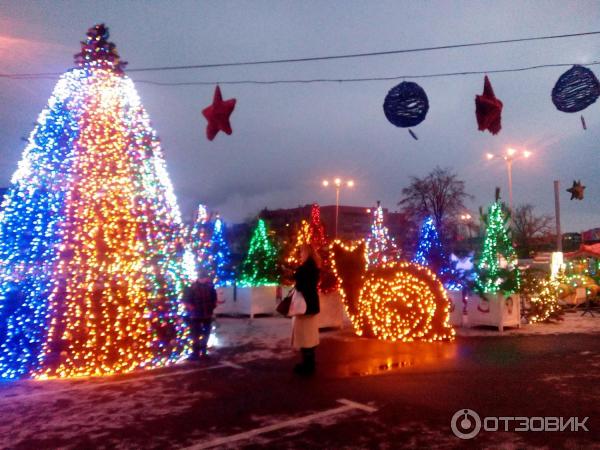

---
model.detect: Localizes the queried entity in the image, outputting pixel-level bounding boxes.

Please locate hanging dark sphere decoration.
[551,65,600,113]
[383,81,429,139]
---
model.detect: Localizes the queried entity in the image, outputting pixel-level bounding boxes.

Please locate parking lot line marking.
[186,398,377,450]
[1,361,241,401]
[337,398,378,413]
[220,361,244,370]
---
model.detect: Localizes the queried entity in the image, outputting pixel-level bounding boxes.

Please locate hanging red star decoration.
[475,75,503,135]
[566,180,585,200]
[202,86,236,141]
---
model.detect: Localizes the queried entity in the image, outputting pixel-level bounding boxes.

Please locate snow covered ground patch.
[212,316,294,363]
[456,311,599,336]
[211,312,599,352]
[0,370,213,449]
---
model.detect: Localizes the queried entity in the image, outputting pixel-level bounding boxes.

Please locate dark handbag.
[276,288,295,316]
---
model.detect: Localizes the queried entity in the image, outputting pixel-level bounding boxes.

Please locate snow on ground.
[541,349,600,403]
[212,310,599,356]
[0,311,595,398]
[455,311,600,337]
[0,369,213,448]
[212,316,294,363]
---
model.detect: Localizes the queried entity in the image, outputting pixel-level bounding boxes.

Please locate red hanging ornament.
[202,86,236,141]
[475,75,503,135]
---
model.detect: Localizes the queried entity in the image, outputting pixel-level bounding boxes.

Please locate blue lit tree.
[209,216,235,286]
[189,207,234,287]
[412,216,458,289]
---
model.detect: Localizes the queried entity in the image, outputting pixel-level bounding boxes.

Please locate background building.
[260,204,410,244]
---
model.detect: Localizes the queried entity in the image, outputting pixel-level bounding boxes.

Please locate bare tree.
[398,167,472,241]
[512,204,553,258]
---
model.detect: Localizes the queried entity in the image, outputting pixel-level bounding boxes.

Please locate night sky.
[1,1,599,232]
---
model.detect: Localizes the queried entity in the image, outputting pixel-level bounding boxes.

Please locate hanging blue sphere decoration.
[383,81,429,128]
[551,65,600,113]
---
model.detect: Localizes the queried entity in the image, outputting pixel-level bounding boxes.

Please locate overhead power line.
[126,30,600,73]
[1,29,599,79]
[4,60,599,87]
[129,60,600,86]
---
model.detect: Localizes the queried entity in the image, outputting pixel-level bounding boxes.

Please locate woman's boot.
[294,347,315,375]
[303,347,315,374]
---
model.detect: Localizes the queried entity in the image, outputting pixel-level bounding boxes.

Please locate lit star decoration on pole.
[566,180,585,200]
[0,24,194,380]
[366,202,399,267]
[202,86,237,141]
[238,219,279,287]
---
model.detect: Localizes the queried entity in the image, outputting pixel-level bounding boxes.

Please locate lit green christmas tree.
[475,191,520,294]
[238,219,279,286]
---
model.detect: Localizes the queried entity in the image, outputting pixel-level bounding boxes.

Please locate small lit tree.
[284,220,311,273]
[209,216,235,286]
[366,202,399,266]
[475,191,520,294]
[190,204,213,278]
[413,217,457,287]
[238,219,279,286]
[281,204,336,292]
[520,269,563,323]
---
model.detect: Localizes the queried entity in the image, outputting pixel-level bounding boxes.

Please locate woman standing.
[291,245,321,375]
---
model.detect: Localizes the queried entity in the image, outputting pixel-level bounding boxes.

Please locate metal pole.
[507,158,513,214]
[335,187,340,238]
[554,180,562,251]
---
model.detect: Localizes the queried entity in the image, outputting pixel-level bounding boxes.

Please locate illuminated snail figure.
[330,241,455,342]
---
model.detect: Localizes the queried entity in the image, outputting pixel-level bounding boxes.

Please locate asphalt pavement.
[1,330,599,449]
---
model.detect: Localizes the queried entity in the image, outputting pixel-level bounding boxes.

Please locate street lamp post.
[486,148,532,214]
[322,177,354,238]
[459,213,473,239]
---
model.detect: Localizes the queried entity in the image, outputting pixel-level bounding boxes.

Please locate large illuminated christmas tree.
[366,202,399,266]
[475,193,520,294]
[238,219,279,286]
[0,25,193,379]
